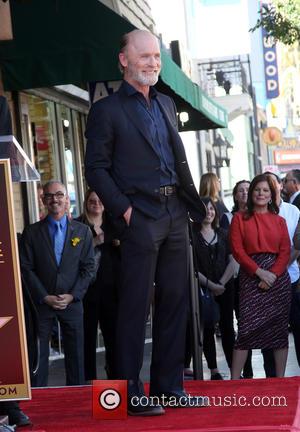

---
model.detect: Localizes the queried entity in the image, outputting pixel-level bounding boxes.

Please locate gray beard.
[136,73,159,86]
[127,68,159,86]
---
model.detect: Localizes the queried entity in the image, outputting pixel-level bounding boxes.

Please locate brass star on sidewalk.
[0,316,13,329]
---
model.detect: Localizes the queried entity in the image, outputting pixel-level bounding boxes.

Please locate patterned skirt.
[235,253,291,350]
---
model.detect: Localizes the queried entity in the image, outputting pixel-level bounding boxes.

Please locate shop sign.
[88,81,122,104]
[0,159,31,401]
[261,19,279,99]
[274,150,300,165]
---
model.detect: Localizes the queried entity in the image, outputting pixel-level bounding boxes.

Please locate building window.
[20,91,88,221]
[206,149,213,172]
[28,94,60,183]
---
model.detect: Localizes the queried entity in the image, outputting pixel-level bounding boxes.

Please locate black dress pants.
[115,194,189,396]
[83,291,100,381]
[32,302,84,387]
[83,245,120,381]
[203,326,217,370]
[83,276,118,381]
[98,277,119,379]
[202,280,235,372]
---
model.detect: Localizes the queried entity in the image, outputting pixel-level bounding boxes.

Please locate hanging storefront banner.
[0,159,31,400]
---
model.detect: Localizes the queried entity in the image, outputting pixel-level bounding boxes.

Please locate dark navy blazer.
[85,82,206,222]
[20,219,95,304]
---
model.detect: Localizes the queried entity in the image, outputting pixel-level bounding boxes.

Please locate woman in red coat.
[230,174,291,379]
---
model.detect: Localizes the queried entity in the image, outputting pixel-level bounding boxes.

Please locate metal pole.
[188,220,203,380]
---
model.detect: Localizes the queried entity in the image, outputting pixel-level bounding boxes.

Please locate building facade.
[0,0,227,230]
[0,0,156,231]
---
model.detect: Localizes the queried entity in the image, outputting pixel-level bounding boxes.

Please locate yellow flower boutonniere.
[71,237,81,247]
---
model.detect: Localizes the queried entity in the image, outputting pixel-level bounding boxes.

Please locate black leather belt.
[159,185,177,196]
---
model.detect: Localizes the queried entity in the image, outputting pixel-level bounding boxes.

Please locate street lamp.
[179,111,189,128]
[225,139,233,167]
[213,134,233,168]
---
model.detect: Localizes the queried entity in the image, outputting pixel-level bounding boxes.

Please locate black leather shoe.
[211,372,223,380]
[128,397,165,416]
[152,391,209,408]
[8,408,31,427]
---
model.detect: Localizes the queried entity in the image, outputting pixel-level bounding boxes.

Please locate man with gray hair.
[85,29,206,415]
[284,169,300,209]
[20,180,95,386]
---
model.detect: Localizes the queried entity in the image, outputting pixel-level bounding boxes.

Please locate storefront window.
[57,105,81,217]
[20,91,87,222]
[73,111,87,195]
[27,94,60,183]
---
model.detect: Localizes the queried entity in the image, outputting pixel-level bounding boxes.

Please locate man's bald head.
[120,30,159,56]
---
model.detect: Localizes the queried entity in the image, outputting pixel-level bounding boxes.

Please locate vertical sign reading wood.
[0,159,31,400]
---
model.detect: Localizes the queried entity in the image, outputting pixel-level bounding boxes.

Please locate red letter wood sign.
[0,159,31,400]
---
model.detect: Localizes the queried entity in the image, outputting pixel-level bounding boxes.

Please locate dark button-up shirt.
[123,81,178,186]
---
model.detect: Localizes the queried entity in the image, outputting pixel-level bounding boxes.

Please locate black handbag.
[200,283,220,328]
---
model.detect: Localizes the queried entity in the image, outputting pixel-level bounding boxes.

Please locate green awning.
[0,0,227,131]
[158,51,227,130]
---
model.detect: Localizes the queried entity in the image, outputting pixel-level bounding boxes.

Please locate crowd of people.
[197,170,300,381]
[2,29,300,425]
[19,169,300,394]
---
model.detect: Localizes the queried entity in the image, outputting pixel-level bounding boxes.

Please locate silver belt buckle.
[165,186,174,196]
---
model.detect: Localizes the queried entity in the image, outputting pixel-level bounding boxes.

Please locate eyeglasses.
[43,192,65,201]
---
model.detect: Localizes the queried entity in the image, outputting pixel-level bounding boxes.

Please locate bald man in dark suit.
[21,181,95,386]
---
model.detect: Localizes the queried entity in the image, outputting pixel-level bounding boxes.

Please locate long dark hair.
[200,196,219,230]
[232,180,250,213]
[245,174,279,218]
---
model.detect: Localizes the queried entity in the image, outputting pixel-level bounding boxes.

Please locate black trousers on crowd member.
[262,279,299,377]
[32,302,85,387]
[185,281,235,372]
[215,279,235,369]
[98,279,119,379]
[115,194,189,397]
[83,291,100,381]
[184,321,193,369]
[83,233,120,381]
[203,326,218,370]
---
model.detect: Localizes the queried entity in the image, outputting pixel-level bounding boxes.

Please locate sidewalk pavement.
[47,333,299,387]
